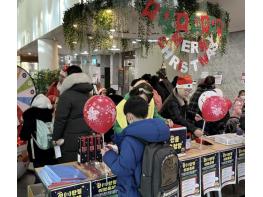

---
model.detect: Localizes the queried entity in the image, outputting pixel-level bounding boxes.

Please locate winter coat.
[160,92,198,133]
[231,97,245,118]
[19,107,57,168]
[113,93,165,146]
[153,89,163,112]
[103,119,170,197]
[53,73,93,163]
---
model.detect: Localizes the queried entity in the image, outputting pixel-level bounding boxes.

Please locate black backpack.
[130,136,179,197]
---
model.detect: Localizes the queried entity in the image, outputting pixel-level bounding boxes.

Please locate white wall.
[135,31,245,101]
[17,0,79,49]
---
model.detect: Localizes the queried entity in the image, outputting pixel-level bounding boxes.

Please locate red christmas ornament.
[83,95,116,134]
[198,54,209,65]
[202,96,229,122]
[216,18,223,36]
[201,15,210,34]
[142,0,160,21]
[198,39,208,52]
[175,12,189,32]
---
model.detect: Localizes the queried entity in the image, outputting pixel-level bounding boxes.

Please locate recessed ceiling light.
[148,39,158,43]
[73,24,78,28]
[81,51,89,55]
[88,36,93,40]
[110,29,115,32]
[94,49,98,52]
[109,48,120,51]
[106,9,112,14]
[136,39,141,42]
[112,45,117,48]
[74,53,78,56]
[109,35,114,39]
[72,41,77,44]
[132,41,137,44]
[28,52,31,55]
[57,45,62,49]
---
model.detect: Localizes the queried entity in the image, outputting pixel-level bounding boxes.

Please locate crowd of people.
[19,65,245,195]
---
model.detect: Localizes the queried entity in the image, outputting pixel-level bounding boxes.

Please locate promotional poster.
[237,146,245,183]
[169,127,187,155]
[91,176,118,197]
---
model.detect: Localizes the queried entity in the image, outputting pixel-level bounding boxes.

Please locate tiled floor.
[17,170,245,197]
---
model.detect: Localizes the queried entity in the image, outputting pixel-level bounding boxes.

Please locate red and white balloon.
[202,96,230,122]
[198,90,218,110]
[83,95,116,134]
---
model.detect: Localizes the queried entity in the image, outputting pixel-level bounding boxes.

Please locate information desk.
[34,137,244,197]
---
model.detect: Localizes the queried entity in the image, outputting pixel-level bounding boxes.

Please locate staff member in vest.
[160,75,203,137]
[113,80,173,146]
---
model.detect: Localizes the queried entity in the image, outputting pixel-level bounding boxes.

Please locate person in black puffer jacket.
[160,75,203,138]
[53,66,93,163]
[20,94,57,168]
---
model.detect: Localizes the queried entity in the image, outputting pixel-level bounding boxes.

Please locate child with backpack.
[101,96,178,197]
[20,94,57,168]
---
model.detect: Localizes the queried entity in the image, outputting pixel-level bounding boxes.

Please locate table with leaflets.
[31,127,245,197]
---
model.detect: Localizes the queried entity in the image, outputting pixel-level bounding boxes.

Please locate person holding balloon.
[187,76,217,129]
[52,66,94,163]
[160,75,204,138]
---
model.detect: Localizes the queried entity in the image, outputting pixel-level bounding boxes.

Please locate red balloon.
[83,95,116,134]
[225,98,232,110]
[202,96,229,122]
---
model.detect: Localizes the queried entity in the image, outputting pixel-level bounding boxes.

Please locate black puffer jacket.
[20,107,57,168]
[160,92,198,133]
[53,73,93,163]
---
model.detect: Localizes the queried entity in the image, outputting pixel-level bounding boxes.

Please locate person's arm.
[19,112,34,141]
[168,101,198,133]
[103,140,137,176]
[52,93,71,141]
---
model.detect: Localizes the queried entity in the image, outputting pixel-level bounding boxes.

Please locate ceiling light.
[74,53,78,56]
[81,51,89,55]
[57,45,62,49]
[106,9,112,14]
[109,48,120,51]
[195,11,207,17]
[88,36,93,40]
[73,24,78,28]
[72,41,77,44]
[110,29,116,32]
[136,39,141,42]
[28,52,31,55]
[112,45,117,48]
[94,49,98,52]
[148,39,158,43]
[132,41,137,44]
[166,37,169,41]
[109,35,114,39]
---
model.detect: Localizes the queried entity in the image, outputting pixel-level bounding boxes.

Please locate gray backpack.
[131,137,179,197]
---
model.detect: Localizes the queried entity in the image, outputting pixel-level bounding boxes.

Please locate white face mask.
[240,96,245,100]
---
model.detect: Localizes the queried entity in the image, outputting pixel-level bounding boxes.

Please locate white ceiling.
[17,0,245,57]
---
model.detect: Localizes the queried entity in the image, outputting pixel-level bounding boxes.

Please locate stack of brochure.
[38,165,87,188]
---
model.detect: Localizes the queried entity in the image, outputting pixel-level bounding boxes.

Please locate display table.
[34,162,117,197]
[177,137,245,197]
[32,136,244,197]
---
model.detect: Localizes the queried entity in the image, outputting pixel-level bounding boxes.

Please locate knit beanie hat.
[31,94,52,109]
[176,75,193,89]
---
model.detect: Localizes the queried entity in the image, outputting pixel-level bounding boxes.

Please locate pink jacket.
[231,97,244,118]
[153,89,163,112]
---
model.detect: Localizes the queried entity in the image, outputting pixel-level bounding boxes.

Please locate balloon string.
[102,134,108,184]
[200,120,206,150]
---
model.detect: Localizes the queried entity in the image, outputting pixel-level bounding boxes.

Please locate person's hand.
[194,114,203,122]
[105,144,119,154]
[194,129,204,138]
[53,139,64,146]
[165,119,174,128]
[101,147,110,157]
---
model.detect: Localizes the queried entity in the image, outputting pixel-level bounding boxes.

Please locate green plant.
[32,69,60,94]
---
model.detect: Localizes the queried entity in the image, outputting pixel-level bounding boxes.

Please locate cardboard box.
[27,183,47,197]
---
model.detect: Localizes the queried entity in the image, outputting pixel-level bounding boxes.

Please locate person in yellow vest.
[113,80,173,146]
